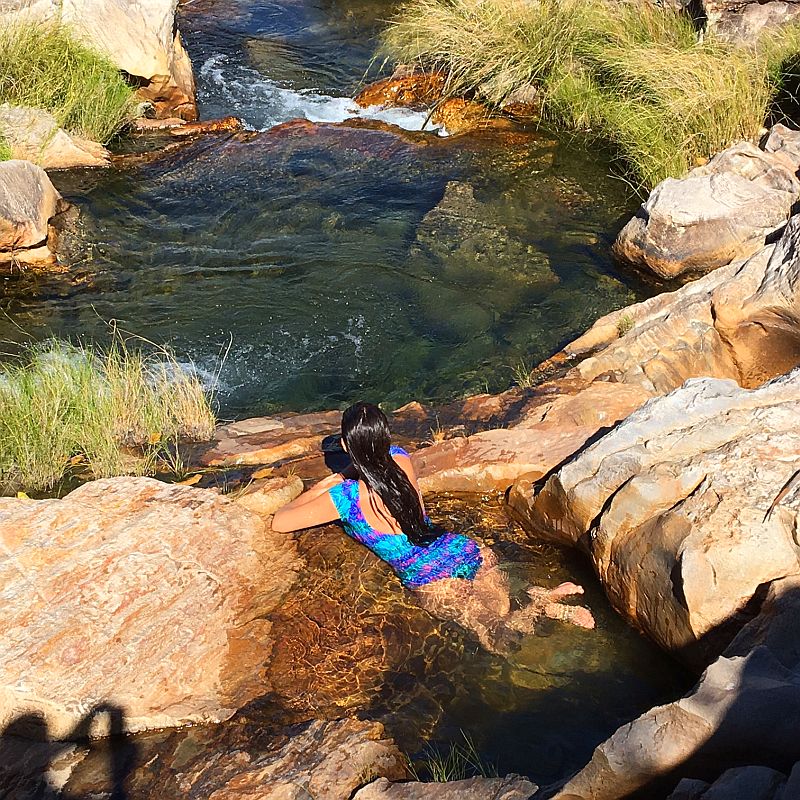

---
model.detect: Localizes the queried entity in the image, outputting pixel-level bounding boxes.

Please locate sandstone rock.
[355,73,446,110]
[414,382,652,493]
[613,139,799,279]
[0,477,300,739]
[564,210,800,393]
[705,1,800,43]
[0,105,109,169]
[513,372,800,663]
[552,576,800,799]
[202,410,341,467]
[187,719,408,800]
[0,160,65,264]
[430,98,516,135]
[234,474,304,517]
[353,774,537,799]
[0,0,196,119]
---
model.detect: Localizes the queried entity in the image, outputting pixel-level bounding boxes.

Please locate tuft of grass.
[410,731,498,782]
[616,312,635,337]
[0,338,216,495]
[0,21,136,143]
[511,358,535,388]
[0,134,10,161]
[381,0,800,189]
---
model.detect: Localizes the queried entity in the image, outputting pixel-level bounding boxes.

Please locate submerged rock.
[614,131,800,279]
[0,160,67,265]
[0,477,300,739]
[0,105,109,169]
[552,576,800,799]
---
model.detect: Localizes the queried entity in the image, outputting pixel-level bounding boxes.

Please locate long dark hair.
[341,402,435,547]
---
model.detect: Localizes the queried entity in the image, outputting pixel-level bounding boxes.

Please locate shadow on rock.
[0,705,137,800]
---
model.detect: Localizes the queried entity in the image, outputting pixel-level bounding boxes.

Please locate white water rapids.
[200,54,448,134]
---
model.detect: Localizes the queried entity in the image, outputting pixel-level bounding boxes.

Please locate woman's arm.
[271,473,342,532]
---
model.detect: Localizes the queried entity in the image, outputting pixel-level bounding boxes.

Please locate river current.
[1,0,650,418]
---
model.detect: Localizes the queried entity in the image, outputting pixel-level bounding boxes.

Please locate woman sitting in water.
[272,402,594,654]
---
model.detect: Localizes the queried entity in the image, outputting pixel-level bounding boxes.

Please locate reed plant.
[0,21,136,143]
[382,0,800,188]
[0,338,216,495]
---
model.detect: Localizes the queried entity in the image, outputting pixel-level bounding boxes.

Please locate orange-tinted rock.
[413,382,653,494]
[354,73,446,109]
[202,411,341,467]
[169,116,244,137]
[431,98,516,135]
[0,477,300,739]
[354,775,537,799]
[233,474,304,517]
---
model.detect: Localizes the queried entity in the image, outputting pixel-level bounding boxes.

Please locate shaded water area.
[0,0,651,418]
[57,495,686,797]
[0,0,688,793]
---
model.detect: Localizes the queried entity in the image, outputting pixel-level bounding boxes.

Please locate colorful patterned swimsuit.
[328,446,483,588]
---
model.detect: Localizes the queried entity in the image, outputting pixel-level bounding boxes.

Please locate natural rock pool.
[0,0,651,418]
[0,0,690,793]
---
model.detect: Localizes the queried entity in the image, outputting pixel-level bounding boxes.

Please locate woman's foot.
[526,582,584,603]
[544,602,595,630]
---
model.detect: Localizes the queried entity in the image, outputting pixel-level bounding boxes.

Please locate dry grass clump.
[0,338,215,494]
[382,0,800,188]
[0,21,136,143]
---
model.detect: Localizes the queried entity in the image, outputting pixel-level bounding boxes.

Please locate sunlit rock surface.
[0,160,66,265]
[0,106,109,169]
[0,477,300,738]
[614,134,800,279]
[514,372,800,665]
[0,0,196,119]
[704,0,800,43]
[553,576,800,800]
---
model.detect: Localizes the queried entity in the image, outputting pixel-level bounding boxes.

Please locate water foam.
[199,55,447,135]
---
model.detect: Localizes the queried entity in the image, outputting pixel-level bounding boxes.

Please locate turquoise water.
[0,0,648,418]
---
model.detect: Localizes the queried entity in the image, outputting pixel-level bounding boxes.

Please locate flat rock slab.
[0,105,109,169]
[0,477,300,739]
[414,382,653,494]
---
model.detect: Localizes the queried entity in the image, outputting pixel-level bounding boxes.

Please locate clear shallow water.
[0,0,648,418]
[57,496,687,797]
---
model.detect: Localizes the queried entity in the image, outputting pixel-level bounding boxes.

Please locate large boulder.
[0,477,301,739]
[704,1,800,43]
[512,372,800,665]
[0,0,196,119]
[0,105,109,169]
[613,134,800,279]
[552,576,800,799]
[0,159,66,265]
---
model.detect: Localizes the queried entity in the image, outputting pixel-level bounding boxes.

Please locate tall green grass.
[382,0,800,188]
[0,135,11,161]
[0,339,216,495]
[0,22,136,143]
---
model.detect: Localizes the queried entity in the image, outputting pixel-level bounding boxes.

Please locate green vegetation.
[0,22,135,143]
[616,312,635,337]
[0,134,11,161]
[0,339,216,495]
[382,0,800,188]
[410,732,498,782]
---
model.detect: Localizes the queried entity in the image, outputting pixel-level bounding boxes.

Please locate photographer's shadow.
[0,705,137,800]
